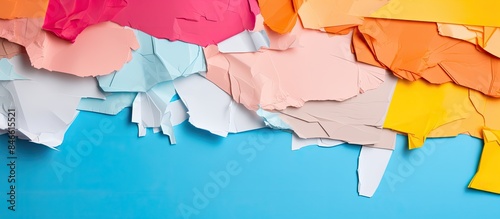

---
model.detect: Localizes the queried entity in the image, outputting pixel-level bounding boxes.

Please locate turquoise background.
[0,109,499,218]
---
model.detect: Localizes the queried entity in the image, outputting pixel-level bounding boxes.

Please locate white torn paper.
[131,81,177,142]
[218,29,270,53]
[174,74,265,137]
[0,55,103,147]
[357,130,396,197]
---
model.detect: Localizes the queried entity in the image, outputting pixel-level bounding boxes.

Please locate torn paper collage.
[1,0,500,199]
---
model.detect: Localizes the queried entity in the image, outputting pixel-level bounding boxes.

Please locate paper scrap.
[257,0,303,34]
[370,0,500,27]
[358,146,393,197]
[0,39,24,59]
[174,74,264,137]
[131,81,177,142]
[257,0,389,34]
[256,108,291,130]
[206,26,387,111]
[354,18,500,98]
[291,134,344,151]
[97,29,206,92]
[383,77,500,149]
[469,128,500,194]
[111,0,260,47]
[277,74,397,148]
[0,18,139,77]
[357,130,396,197]
[78,92,136,115]
[42,0,127,42]
[437,23,500,58]
[0,55,103,147]
[218,30,270,53]
[0,59,25,80]
[0,0,49,19]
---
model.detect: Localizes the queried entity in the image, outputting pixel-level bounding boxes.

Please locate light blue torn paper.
[97,30,206,92]
[0,58,25,81]
[78,92,137,115]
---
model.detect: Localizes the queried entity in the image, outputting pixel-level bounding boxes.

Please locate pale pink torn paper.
[0,18,138,77]
[205,22,387,111]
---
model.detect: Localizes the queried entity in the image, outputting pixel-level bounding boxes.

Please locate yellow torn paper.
[437,23,500,58]
[369,0,500,27]
[469,128,500,194]
[383,79,500,149]
[383,80,476,149]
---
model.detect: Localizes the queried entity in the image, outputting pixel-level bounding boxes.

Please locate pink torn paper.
[0,18,138,77]
[205,24,387,111]
[111,0,260,47]
[43,0,127,42]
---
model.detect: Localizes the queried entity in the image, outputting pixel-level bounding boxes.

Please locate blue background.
[1,109,499,218]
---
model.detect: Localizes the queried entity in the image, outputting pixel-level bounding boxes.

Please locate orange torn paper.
[353,18,500,98]
[0,18,138,77]
[369,0,500,27]
[258,0,389,34]
[257,0,303,34]
[0,0,49,19]
[437,23,500,58]
[469,128,500,194]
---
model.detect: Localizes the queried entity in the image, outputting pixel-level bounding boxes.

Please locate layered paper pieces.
[97,29,206,92]
[437,24,500,58]
[469,128,500,194]
[258,0,390,34]
[111,0,260,46]
[383,78,500,149]
[0,0,49,19]
[257,0,302,34]
[354,18,500,98]
[0,55,103,147]
[131,81,177,142]
[369,0,500,27]
[206,25,387,111]
[0,39,24,59]
[174,74,264,137]
[78,92,136,116]
[0,18,138,77]
[277,74,397,148]
[42,0,127,42]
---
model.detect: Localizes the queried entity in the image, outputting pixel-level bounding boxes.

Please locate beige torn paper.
[278,74,397,148]
[0,39,24,58]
